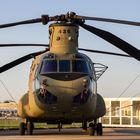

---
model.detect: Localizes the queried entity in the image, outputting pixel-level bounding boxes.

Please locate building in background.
[101,98,140,127]
[0,100,17,117]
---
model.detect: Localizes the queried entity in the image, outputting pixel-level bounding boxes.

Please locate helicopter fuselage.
[18,52,105,123]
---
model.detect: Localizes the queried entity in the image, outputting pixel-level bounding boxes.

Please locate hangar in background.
[101,98,140,127]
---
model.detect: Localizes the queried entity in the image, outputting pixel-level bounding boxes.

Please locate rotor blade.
[79,23,140,61]
[0,49,48,73]
[79,48,131,57]
[0,44,49,47]
[0,18,42,29]
[77,15,140,26]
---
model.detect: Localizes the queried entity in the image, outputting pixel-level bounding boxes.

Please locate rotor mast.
[49,23,79,54]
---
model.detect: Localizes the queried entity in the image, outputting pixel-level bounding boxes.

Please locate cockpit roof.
[42,52,91,61]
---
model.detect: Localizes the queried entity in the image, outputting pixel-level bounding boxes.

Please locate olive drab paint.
[49,23,79,54]
[17,22,106,134]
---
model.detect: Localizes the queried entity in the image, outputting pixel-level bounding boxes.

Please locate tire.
[88,123,95,136]
[58,123,62,132]
[97,123,103,136]
[82,122,87,131]
[19,122,25,135]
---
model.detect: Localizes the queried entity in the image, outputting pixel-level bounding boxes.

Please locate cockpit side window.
[72,60,90,73]
[40,60,57,74]
[59,60,70,72]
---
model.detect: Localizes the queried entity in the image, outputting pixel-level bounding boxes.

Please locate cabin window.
[40,60,57,73]
[72,60,90,73]
[59,60,70,72]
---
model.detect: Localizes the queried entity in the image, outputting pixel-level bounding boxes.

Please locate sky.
[0,0,140,102]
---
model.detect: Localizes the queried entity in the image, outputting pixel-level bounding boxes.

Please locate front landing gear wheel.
[27,121,34,135]
[58,123,62,132]
[97,123,103,136]
[88,122,103,136]
[19,122,26,135]
[82,121,87,131]
[88,123,95,136]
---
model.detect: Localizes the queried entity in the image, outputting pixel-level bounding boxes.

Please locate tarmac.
[0,127,140,140]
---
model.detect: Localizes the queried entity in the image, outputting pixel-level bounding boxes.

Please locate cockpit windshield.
[59,60,70,72]
[72,60,90,73]
[40,59,90,74]
[40,60,57,74]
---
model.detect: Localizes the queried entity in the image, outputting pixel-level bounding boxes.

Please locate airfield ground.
[0,127,140,140]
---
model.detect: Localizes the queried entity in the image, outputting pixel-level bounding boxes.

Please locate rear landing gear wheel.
[19,122,26,135]
[27,121,34,135]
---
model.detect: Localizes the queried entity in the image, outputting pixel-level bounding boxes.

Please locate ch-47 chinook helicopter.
[0,12,140,136]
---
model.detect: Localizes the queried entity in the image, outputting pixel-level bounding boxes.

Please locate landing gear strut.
[88,120,103,136]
